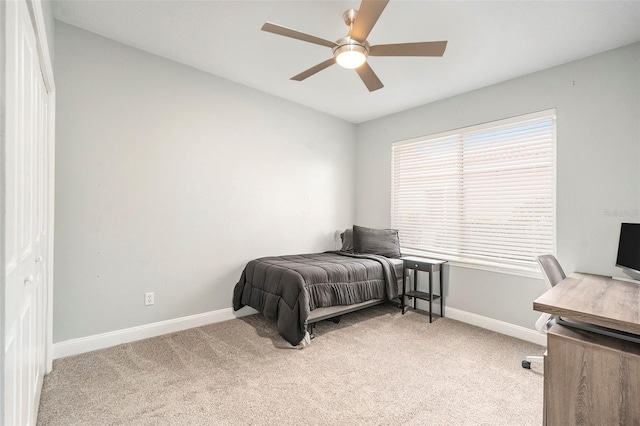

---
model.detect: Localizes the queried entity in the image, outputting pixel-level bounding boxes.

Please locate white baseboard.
[445,307,546,346]
[53,304,544,360]
[53,306,258,360]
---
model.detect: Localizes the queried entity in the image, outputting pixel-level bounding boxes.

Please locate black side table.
[401,256,447,323]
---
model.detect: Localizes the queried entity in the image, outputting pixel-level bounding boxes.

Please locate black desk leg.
[428,266,433,323]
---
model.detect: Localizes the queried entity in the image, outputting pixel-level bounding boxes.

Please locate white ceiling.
[53,0,640,123]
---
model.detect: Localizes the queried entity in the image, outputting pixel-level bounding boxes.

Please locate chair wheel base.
[521,360,531,369]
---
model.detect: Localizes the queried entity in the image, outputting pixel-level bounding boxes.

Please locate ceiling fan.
[261,0,447,92]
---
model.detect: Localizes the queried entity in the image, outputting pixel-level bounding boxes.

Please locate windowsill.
[400,248,544,280]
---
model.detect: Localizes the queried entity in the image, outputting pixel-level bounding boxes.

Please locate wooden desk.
[534,272,640,335]
[534,273,640,425]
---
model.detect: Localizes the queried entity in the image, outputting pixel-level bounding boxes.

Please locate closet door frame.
[1,0,55,423]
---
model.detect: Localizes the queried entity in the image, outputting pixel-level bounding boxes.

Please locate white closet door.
[4,0,51,424]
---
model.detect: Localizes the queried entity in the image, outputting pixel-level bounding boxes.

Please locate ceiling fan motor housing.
[333,37,370,56]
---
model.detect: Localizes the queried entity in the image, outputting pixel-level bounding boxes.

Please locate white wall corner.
[52,306,258,360]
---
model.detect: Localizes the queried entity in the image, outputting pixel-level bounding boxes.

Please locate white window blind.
[391,110,556,273]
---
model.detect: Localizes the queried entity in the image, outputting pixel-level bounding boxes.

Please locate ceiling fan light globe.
[333,40,368,69]
[336,50,367,69]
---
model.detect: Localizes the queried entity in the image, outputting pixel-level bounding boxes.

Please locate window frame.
[391,109,557,279]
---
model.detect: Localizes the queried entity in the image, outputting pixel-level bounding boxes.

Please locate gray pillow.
[352,225,401,258]
[340,228,354,252]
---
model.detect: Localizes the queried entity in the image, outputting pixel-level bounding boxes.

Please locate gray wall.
[54,19,639,340]
[54,23,356,343]
[355,42,640,329]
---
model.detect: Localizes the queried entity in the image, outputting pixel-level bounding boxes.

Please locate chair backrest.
[536,254,566,290]
[535,254,566,334]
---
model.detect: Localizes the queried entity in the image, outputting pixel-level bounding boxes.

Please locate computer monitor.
[616,223,640,278]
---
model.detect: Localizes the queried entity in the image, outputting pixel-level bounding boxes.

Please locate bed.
[232,225,403,346]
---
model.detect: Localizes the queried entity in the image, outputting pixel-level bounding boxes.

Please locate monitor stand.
[612,276,640,285]
[613,267,640,284]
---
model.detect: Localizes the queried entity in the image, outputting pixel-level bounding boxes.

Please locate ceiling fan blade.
[369,41,448,57]
[355,62,384,92]
[261,22,337,48]
[350,0,389,42]
[291,57,337,81]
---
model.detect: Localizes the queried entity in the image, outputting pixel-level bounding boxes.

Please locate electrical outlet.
[145,292,154,306]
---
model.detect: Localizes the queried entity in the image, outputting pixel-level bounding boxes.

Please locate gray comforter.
[233,251,399,345]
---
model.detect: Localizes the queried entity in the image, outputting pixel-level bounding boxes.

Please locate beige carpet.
[38,305,544,425]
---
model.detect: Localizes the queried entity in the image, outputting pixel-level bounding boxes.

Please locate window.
[391,110,556,275]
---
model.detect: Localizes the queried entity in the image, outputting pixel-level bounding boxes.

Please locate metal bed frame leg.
[307,315,343,340]
[308,323,315,339]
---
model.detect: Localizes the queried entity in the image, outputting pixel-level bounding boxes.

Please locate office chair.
[521,254,566,369]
